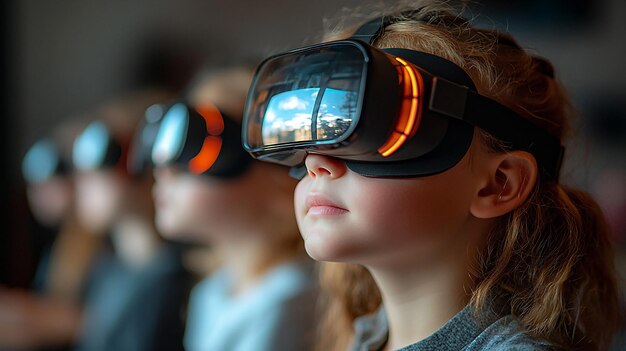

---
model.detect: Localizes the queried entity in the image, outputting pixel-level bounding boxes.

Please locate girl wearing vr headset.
[150,66,317,351]
[241,2,622,351]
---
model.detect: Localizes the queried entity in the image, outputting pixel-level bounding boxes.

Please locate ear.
[470,151,538,219]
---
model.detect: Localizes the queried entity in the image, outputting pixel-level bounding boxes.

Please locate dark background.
[2,0,625,286]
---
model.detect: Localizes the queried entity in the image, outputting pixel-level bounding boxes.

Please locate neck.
[111,215,162,269]
[368,256,472,350]
[213,228,297,297]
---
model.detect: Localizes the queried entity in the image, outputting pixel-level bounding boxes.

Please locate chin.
[303,241,325,261]
[303,231,357,263]
[155,217,184,238]
[157,227,180,240]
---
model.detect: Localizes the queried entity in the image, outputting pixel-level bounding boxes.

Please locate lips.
[305,193,348,216]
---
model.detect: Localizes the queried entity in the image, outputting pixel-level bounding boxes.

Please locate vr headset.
[22,139,68,183]
[72,121,123,172]
[242,14,564,181]
[151,101,251,178]
[127,103,167,176]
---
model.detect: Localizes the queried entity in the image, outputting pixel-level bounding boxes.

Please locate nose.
[304,154,347,179]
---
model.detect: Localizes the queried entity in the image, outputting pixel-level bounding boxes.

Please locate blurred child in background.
[0,90,193,351]
[151,66,318,351]
[71,89,192,351]
[21,121,102,299]
[0,122,99,350]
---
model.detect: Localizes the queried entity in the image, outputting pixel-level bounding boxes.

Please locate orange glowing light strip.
[188,102,225,174]
[378,57,423,157]
[189,136,222,174]
[196,103,225,135]
[396,57,420,136]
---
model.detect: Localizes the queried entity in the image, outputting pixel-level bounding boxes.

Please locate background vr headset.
[73,102,251,178]
[72,121,125,173]
[23,139,69,183]
[242,12,564,182]
[72,108,161,176]
[151,101,251,178]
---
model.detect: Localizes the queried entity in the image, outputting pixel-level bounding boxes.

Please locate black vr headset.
[127,103,168,176]
[151,101,251,178]
[242,13,564,181]
[22,139,68,183]
[72,121,124,172]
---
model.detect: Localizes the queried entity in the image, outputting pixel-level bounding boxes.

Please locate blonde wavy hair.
[316,2,622,350]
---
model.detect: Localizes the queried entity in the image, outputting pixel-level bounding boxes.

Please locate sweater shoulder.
[465,316,553,351]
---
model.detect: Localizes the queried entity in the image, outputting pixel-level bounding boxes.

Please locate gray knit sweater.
[349,305,553,351]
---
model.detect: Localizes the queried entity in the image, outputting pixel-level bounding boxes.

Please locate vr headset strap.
[429,77,564,181]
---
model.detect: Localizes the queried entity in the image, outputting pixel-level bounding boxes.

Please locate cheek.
[203,182,263,236]
[154,180,207,236]
[347,176,475,265]
[27,183,71,225]
[76,177,123,232]
[355,181,452,236]
[190,182,263,243]
[299,173,475,266]
[188,187,226,223]
[154,177,241,241]
[294,177,310,233]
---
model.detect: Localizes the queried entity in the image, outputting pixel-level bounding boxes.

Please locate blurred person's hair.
[45,216,101,302]
[315,2,622,351]
[93,88,177,174]
[184,64,257,120]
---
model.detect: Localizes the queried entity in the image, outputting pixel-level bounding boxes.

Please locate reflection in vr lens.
[152,103,189,165]
[262,88,356,145]
[263,88,316,144]
[317,88,357,140]
[246,43,366,150]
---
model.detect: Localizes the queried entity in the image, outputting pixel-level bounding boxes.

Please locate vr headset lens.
[23,140,60,183]
[127,103,167,175]
[152,103,188,165]
[73,122,109,171]
[262,87,358,145]
[246,43,366,150]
